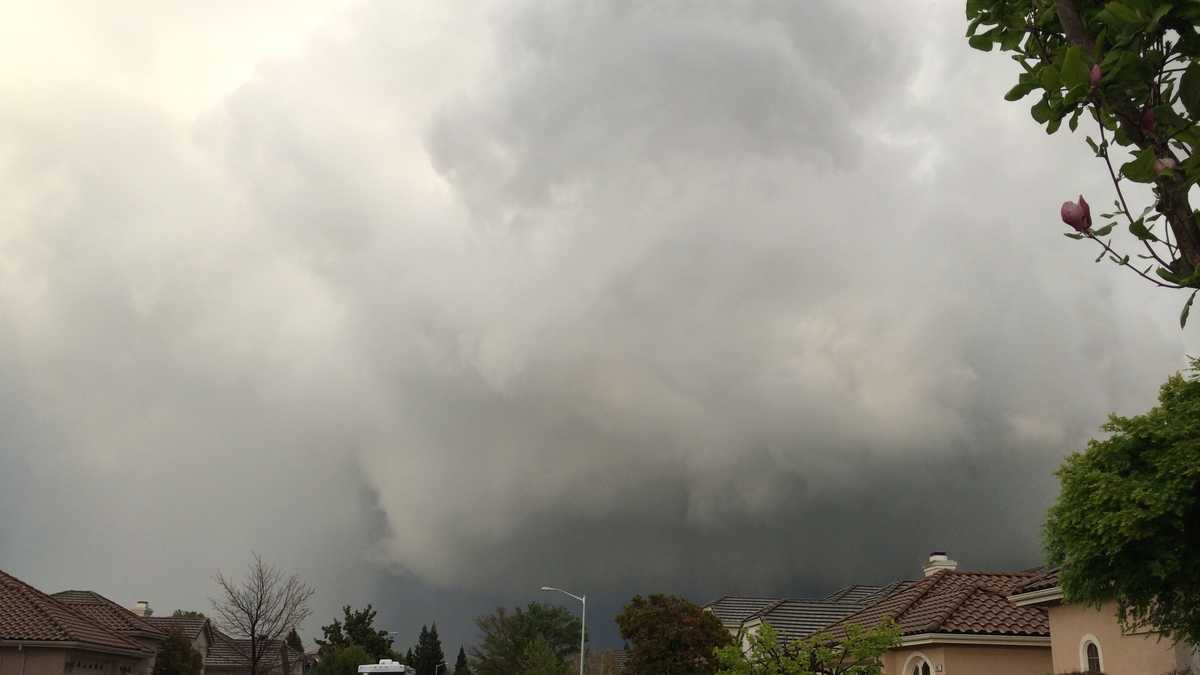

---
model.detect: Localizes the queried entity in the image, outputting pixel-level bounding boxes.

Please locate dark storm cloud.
[0,0,1194,653]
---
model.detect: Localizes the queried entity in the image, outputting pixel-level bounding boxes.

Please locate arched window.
[911,660,931,675]
[1085,641,1101,672]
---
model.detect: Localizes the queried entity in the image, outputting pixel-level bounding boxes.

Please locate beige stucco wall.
[0,647,66,675]
[883,643,1051,675]
[942,645,1052,675]
[884,645,944,674]
[0,647,142,675]
[1048,601,1182,674]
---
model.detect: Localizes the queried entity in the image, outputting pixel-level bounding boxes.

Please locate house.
[823,554,1053,675]
[1009,567,1200,674]
[50,592,165,675]
[703,596,787,639]
[205,630,301,675]
[704,584,905,646]
[0,570,155,675]
[143,617,214,673]
[739,585,905,648]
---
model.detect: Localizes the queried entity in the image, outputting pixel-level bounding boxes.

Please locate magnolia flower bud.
[1061,195,1092,233]
[1090,64,1102,90]
[1142,106,1156,134]
[1155,157,1178,173]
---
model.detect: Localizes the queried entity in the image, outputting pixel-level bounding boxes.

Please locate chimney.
[131,601,152,617]
[923,551,958,577]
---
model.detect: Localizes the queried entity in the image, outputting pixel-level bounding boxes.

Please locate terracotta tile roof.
[827,570,1049,640]
[146,617,209,641]
[51,591,165,640]
[1015,567,1061,594]
[0,570,148,654]
[703,596,785,628]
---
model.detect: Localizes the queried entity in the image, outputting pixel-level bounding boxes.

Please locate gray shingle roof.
[748,600,872,643]
[703,596,784,628]
[146,616,209,641]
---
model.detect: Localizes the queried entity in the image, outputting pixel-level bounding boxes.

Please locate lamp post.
[540,586,585,675]
[435,662,446,675]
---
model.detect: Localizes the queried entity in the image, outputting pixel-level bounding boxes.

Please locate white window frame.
[1079,634,1104,672]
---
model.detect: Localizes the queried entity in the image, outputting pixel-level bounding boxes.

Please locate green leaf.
[1005,82,1037,101]
[1180,63,1200,119]
[1031,98,1052,123]
[1149,4,1172,28]
[1093,223,1116,237]
[1105,2,1141,24]
[1042,65,1062,90]
[1122,148,1158,183]
[1069,108,1083,132]
[1061,46,1090,89]
[1182,290,1198,328]
[969,34,994,51]
[1130,218,1160,241]
[1064,232,1085,240]
[1159,267,1179,283]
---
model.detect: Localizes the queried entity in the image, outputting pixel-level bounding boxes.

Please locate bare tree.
[212,553,316,675]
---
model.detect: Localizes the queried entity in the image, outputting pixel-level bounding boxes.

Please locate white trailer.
[357,660,415,675]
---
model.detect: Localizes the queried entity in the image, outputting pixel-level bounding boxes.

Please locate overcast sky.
[1,0,1196,652]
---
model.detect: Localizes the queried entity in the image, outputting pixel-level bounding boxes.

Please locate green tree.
[517,636,567,675]
[403,649,415,667]
[469,603,582,675]
[311,645,371,675]
[315,606,395,661]
[286,628,305,654]
[171,610,206,619]
[715,622,899,675]
[966,0,1200,325]
[153,627,204,675]
[411,624,446,675]
[615,594,730,675]
[1046,360,1200,645]
[452,646,471,675]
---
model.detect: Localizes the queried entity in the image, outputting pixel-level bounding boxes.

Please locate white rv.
[357,659,415,675]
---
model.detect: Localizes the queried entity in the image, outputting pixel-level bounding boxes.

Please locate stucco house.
[143,617,213,674]
[1009,567,1200,674]
[205,630,301,675]
[823,555,1053,675]
[0,571,155,675]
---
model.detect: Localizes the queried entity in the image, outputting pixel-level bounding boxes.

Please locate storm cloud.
[0,0,1194,650]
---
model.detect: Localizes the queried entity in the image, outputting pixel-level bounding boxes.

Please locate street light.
[540,586,585,675]
[434,662,446,675]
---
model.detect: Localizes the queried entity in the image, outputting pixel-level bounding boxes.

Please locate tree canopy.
[452,646,471,675]
[715,622,899,675]
[1045,359,1200,644]
[410,624,446,675]
[311,645,372,675]
[967,0,1200,325]
[210,553,315,675]
[469,603,582,675]
[614,594,731,675]
[153,627,204,675]
[316,605,395,662]
[171,610,206,619]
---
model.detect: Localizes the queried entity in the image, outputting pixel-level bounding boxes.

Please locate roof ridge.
[52,589,165,637]
[0,570,147,653]
[926,583,982,632]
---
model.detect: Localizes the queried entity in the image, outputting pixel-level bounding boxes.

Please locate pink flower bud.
[1142,106,1156,134]
[1155,157,1178,173]
[1061,195,1092,233]
[1090,64,1102,90]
